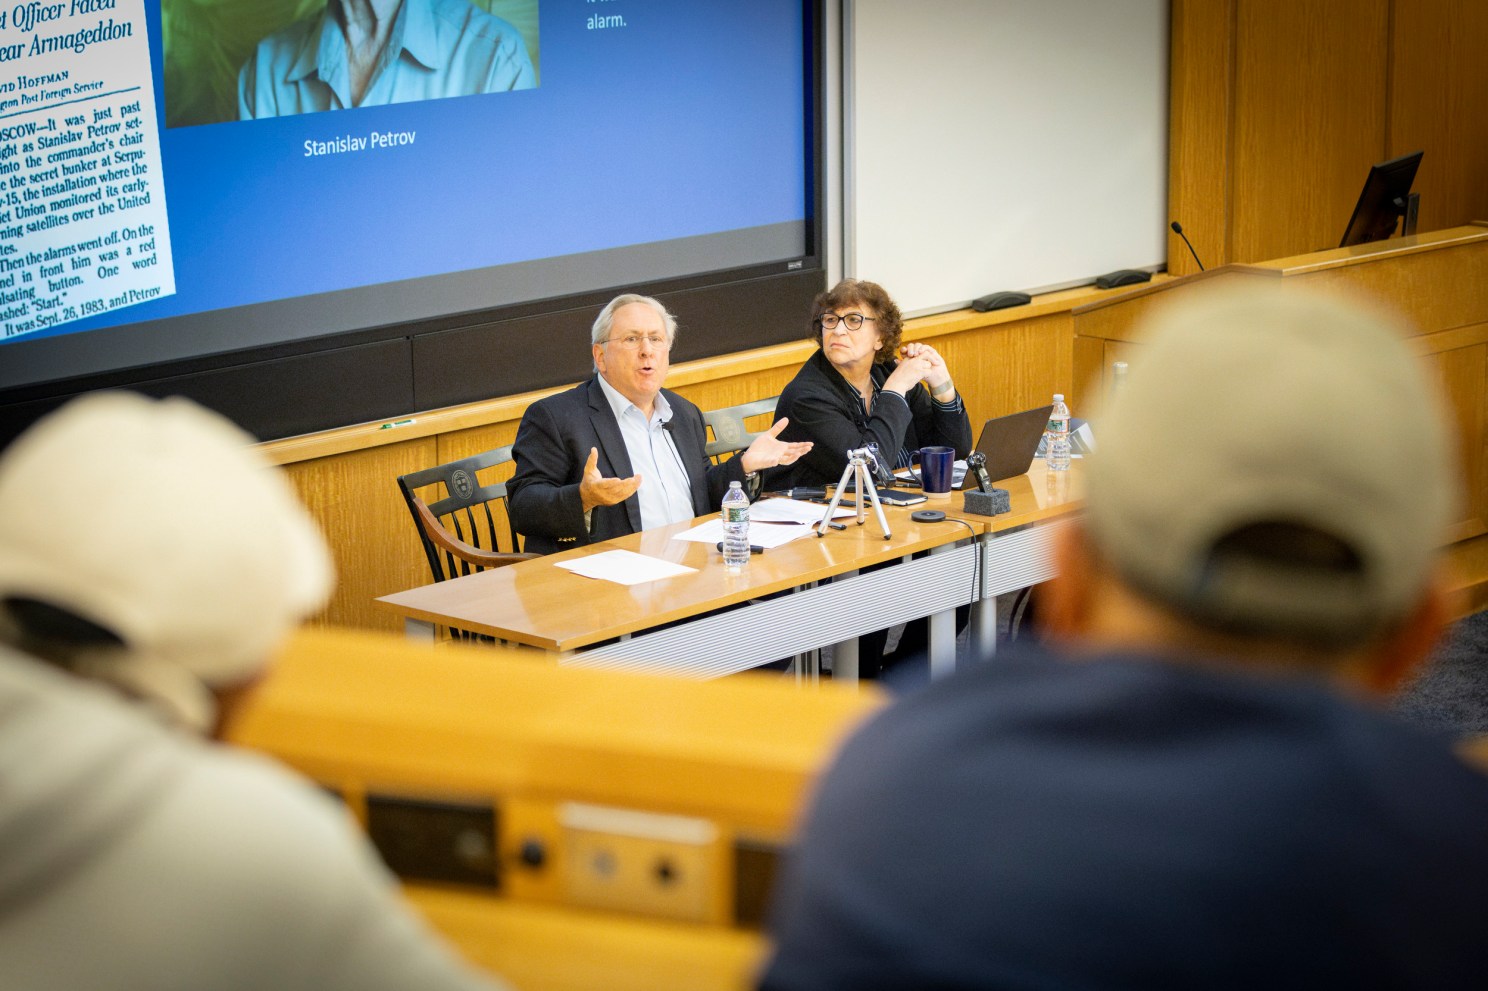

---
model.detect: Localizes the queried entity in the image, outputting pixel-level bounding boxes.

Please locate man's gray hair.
[591,293,678,347]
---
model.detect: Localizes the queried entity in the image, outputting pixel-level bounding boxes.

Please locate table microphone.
[966,451,994,494]
[1170,221,1206,271]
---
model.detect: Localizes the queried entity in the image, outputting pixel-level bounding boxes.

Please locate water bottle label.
[1048,417,1068,433]
[724,507,748,523]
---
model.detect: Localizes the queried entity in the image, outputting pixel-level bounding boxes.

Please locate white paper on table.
[752,498,857,524]
[553,549,697,585]
[671,519,816,549]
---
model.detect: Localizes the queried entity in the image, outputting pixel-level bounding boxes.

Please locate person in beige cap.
[761,284,1488,991]
[0,392,509,990]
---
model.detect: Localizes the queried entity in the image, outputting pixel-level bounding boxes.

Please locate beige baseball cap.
[1086,282,1456,646]
[0,392,333,731]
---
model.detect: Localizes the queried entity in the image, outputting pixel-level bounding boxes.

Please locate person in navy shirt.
[761,284,1488,990]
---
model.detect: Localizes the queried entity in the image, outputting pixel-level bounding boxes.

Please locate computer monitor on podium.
[1339,150,1424,247]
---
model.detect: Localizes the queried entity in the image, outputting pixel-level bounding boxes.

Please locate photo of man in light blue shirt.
[239,0,536,119]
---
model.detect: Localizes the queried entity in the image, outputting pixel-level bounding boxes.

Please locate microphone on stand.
[1170,221,1206,272]
[658,416,692,478]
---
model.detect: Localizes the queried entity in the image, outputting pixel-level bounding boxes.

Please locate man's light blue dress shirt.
[595,375,697,533]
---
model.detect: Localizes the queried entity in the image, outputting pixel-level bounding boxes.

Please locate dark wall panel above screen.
[0,339,416,447]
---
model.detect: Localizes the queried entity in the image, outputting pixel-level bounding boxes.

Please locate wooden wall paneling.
[1282,238,1488,344]
[1445,535,1488,616]
[1072,271,1281,410]
[1075,339,1148,415]
[283,438,439,632]
[1387,0,1488,234]
[966,313,1074,422]
[1103,340,1146,405]
[884,313,1070,428]
[1433,342,1488,541]
[1426,329,1488,617]
[672,364,802,423]
[1072,335,1107,409]
[1230,0,1390,264]
[1073,269,1271,344]
[1073,284,1181,348]
[438,422,520,463]
[1415,328,1488,543]
[1168,0,1236,275]
[1266,236,1488,551]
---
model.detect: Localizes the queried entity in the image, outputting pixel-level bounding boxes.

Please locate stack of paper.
[672,498,855,549]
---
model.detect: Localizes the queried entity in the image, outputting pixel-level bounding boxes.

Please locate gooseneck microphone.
[1170,221,1206,272]
[658,416,692,480]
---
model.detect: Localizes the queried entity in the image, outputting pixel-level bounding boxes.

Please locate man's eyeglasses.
[605,334,671,351]
[816,312,876,331]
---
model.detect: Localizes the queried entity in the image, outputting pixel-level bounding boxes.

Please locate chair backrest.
[703,396,780,461]
[396,445,537,585]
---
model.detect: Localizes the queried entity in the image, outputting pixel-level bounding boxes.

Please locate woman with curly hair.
[773,279,973,679]
[773,278,972,491]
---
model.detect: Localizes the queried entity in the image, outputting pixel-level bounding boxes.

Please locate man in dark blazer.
[508,293,811,554]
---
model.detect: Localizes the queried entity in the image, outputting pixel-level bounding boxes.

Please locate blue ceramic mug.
[912,446,956,497]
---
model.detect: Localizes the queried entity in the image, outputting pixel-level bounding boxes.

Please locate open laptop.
[894,404,1054,490]
[961,404,1055,486]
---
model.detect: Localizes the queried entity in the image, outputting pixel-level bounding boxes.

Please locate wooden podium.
[1069,224,1488,615]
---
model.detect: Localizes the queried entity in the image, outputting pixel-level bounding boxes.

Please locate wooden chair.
[702,397,779,462]
[396,445,539,586]
[397,446,540,642]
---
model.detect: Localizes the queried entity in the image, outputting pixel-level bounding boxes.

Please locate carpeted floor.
[1394,608,1488,739]
[854,601,1488,742]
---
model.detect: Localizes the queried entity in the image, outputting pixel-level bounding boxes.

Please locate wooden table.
[377,461,1084,680]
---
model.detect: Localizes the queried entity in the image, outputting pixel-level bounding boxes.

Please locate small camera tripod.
[816,446,892,539]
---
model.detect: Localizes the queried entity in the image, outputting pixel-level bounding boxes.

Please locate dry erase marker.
[379,418,417,430]
[716,541,764,554]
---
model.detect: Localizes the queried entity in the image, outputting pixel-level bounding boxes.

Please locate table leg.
[791,649,822,685]
[927,542,957,679]
[404,617,436,642]
[970,592,998,661]
[834,638,859,684]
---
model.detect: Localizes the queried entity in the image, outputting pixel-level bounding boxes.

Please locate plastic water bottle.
[1046,393,1071,471]
[721,481,751,570]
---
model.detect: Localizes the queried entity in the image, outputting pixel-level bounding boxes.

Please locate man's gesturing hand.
[579,447,642,511]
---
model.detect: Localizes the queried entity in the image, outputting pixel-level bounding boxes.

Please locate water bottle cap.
[1053,394,1064,401]
[728,480,741,488]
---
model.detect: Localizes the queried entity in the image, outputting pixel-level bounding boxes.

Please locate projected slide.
[0,0,174,341]
[0,0,808,394]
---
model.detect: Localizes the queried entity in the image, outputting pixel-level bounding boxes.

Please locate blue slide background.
[16,0,807,346]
